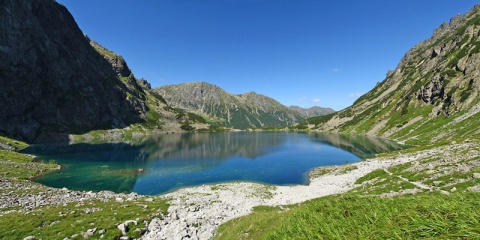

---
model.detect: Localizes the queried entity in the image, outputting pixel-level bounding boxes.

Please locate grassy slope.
[216,193,479,240]
[293,8,480,146]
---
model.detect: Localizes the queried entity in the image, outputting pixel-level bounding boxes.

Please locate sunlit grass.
[0,150,57,179]
[215,192,480,240]
[0,198,168,239]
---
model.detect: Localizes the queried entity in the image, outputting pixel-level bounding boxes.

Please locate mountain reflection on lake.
[24,132,403,195]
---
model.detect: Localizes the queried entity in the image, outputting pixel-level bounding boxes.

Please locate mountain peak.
[152,82,305,129]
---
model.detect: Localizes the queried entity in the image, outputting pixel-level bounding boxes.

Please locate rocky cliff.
[152,82,305,129]
[289,105,335,117]
[301,4,480,145]
[0,0,148,142]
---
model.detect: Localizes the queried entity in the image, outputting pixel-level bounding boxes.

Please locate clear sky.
[58,0,478,110]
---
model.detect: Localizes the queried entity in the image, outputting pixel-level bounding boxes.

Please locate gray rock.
[433,181,443,186]
[466,185,480,192]
[473,173,480,179]
[124,220,138,226]
[23,236,35,240]
[83,228,97,238]
[117,223,128,236]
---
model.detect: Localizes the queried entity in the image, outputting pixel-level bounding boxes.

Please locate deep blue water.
[24,132,403,195]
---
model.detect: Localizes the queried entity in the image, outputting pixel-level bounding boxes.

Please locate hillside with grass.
[295,4,480,145]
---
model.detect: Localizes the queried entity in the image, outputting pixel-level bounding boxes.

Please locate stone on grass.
[83,228,97,238]
[117,223,128,235]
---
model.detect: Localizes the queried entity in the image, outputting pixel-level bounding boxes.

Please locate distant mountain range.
[1,0,327,142]
[288,106,335,117]
[297,4,480,145]
[152,82,306,129]
[10,0,480,146]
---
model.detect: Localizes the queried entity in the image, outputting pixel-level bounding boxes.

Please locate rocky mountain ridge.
[152,82,306,129]
[289,105,335,117]
[0,0,149,142]
[300,4,480,145]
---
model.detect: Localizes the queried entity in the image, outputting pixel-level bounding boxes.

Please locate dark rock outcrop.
[0,0,148,142]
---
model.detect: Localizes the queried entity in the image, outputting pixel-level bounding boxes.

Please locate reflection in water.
[307,132,404,159]
[24,132,404,195]
[140,132,285,160]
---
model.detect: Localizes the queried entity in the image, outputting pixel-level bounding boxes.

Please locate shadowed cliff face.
[0,0,148,142]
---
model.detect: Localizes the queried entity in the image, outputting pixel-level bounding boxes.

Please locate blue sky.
[59,0,478,110]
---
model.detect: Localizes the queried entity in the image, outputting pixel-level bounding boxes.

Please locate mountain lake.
[23,132,404,195]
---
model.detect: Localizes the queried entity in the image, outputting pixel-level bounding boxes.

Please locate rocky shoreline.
[2,141,478,240]
[141,155,417,240]
[0,179,142,216]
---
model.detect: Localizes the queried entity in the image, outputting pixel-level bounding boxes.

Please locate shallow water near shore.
[24,132,403,195]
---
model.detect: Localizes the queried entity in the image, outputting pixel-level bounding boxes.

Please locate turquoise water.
[24,132,403,195]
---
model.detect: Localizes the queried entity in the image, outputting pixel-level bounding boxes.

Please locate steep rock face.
[289,105,335,117]
[89,39,151,90]
[152,82,305,129]
[0,0,148,142]
[307,4,480,144]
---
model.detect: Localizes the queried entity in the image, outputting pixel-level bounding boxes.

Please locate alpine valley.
[0,0,325,141]
[1,1,480,240]
[152,82,306,130]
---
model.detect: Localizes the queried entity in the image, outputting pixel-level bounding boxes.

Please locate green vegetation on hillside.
[291,6,480,146]
[0,150,58,180]
[216,192,479,240]
[0,135,29,151]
